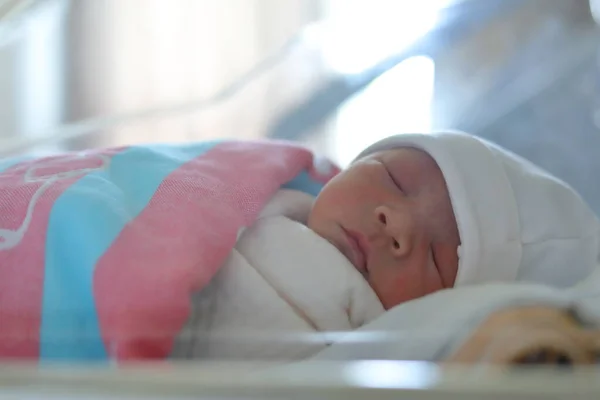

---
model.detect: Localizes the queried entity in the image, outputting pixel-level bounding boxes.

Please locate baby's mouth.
[341,227,368,278]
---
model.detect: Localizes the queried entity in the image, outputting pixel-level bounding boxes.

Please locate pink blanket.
[0,139,338,361]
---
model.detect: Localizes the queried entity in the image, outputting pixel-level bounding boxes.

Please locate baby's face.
[308,147,460,309]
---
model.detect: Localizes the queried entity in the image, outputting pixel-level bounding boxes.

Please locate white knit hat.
[354,131,600,288]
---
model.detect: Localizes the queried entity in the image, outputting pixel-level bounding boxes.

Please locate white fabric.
[312,264,600,362]
[171,190,384,360]
[355,131,600,288]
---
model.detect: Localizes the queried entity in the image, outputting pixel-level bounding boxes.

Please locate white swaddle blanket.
[172,214,385,360]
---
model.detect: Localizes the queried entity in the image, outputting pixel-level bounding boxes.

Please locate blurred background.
[1,0,600,213]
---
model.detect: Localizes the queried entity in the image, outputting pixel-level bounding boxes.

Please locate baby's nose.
[375,205,413,257]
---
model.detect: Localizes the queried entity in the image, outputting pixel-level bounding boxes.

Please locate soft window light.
[332,56,435,167]
[319,0,444,166]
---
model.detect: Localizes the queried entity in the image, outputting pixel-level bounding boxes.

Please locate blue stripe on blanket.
[281,170,325,197]
[40,141,222,360]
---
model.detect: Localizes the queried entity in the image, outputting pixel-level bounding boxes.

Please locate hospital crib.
[1,0,600,398]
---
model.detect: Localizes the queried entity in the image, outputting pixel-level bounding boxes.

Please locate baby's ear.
[446,306,600,367]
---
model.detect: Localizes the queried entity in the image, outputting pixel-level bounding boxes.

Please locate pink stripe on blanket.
[0,148,124,358]
[94,141,315,359]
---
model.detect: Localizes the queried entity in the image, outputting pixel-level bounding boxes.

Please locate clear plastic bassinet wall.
[1,1,600,399]
[2,0,600,211]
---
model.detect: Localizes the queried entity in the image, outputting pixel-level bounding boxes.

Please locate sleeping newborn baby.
[176,131,600,361]
[188,145,460,360]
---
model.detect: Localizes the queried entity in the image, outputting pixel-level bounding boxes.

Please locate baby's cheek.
[372,268,430,309]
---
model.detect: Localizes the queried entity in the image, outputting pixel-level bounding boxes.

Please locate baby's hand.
[447,306,600,366]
